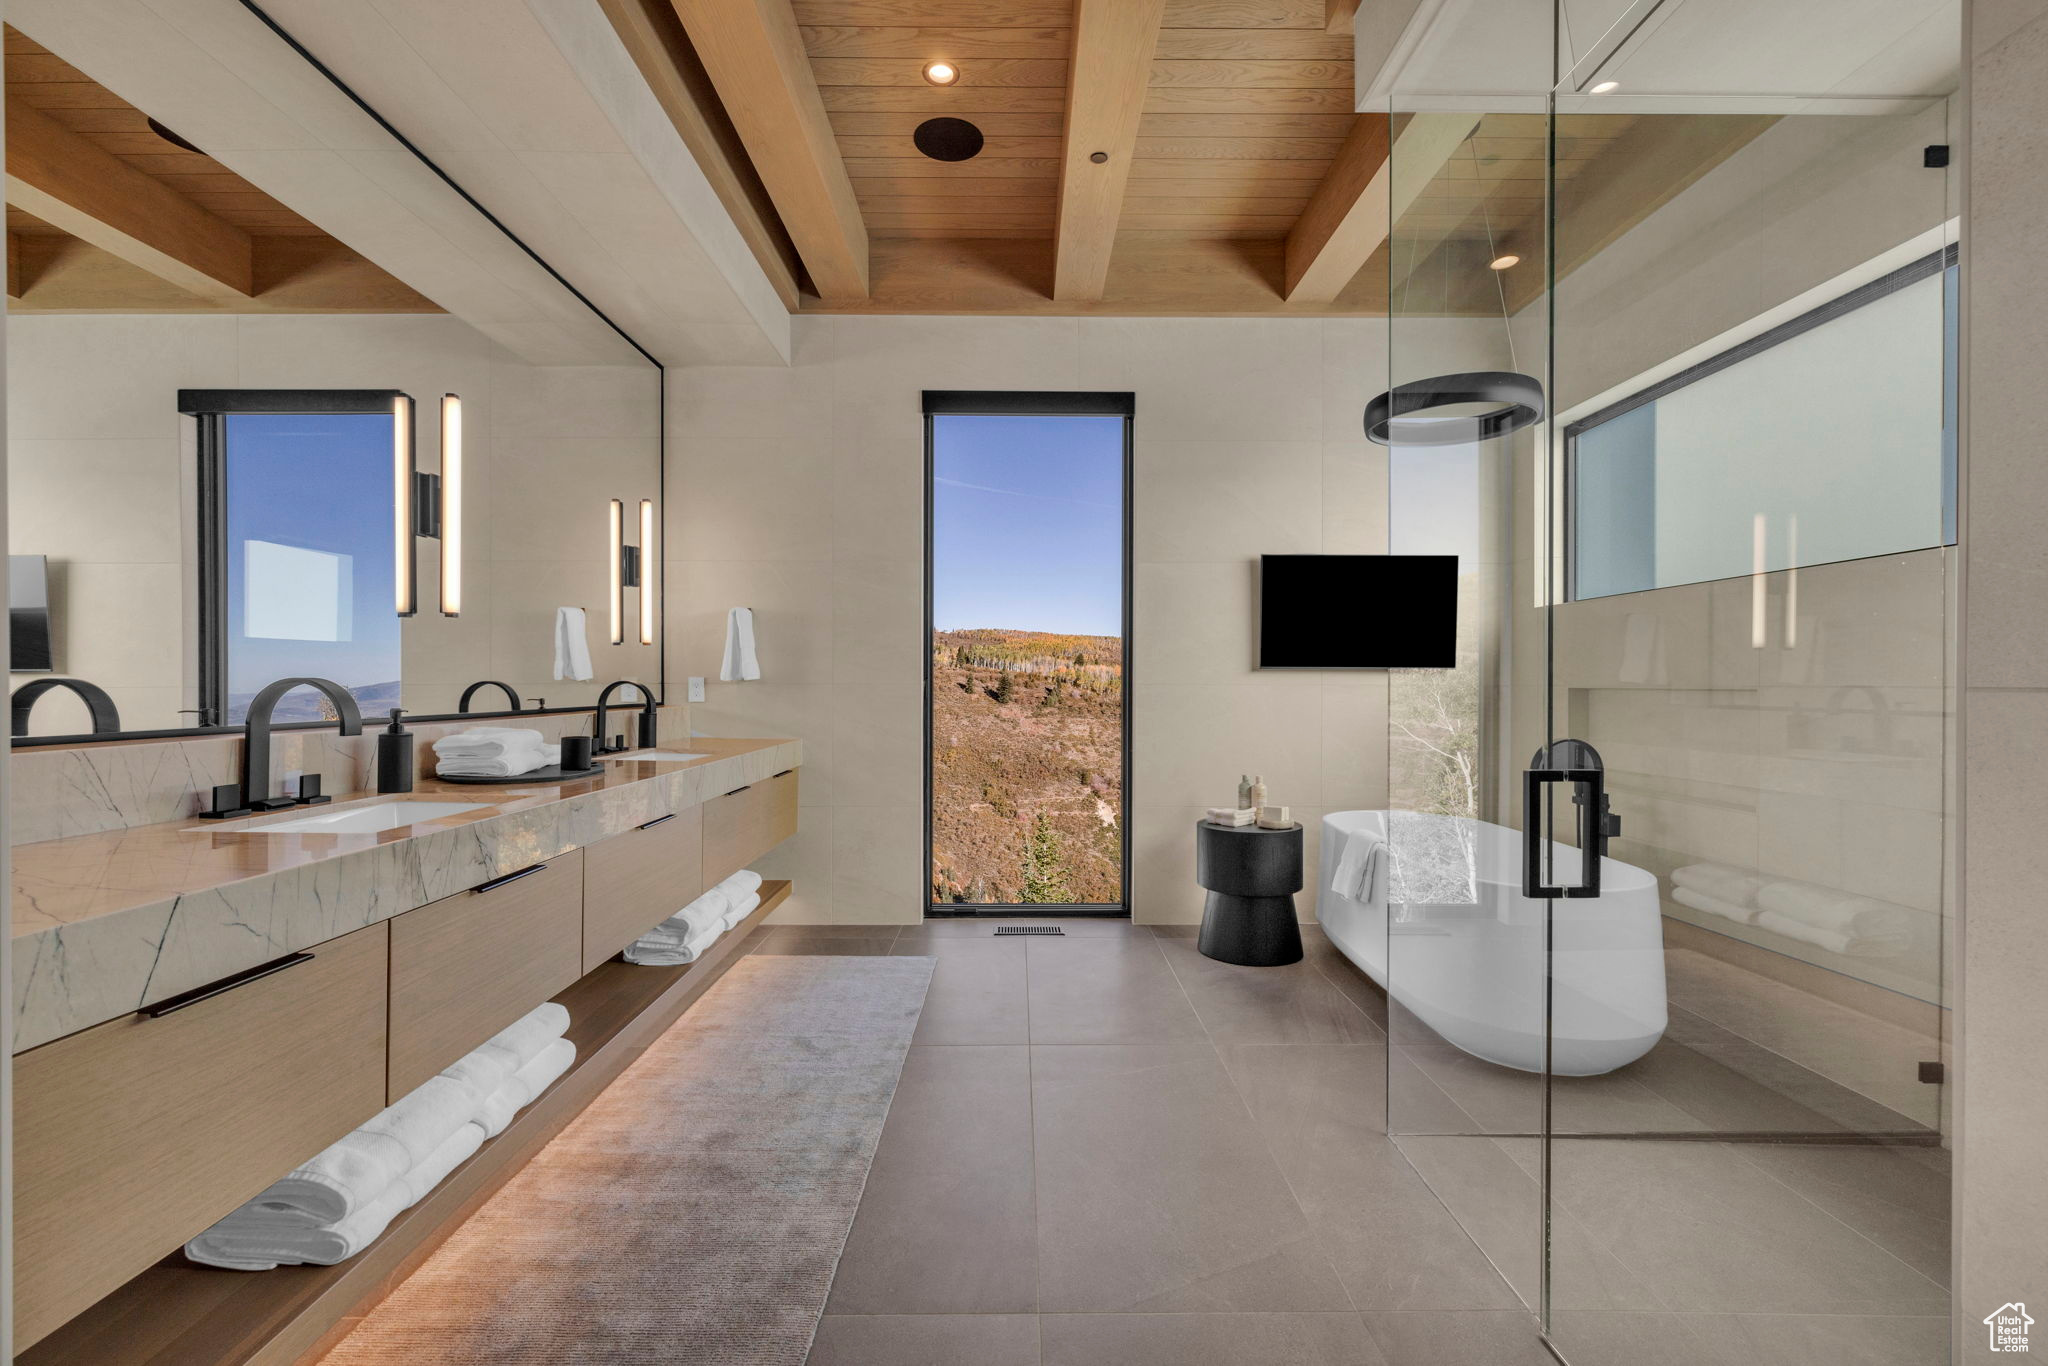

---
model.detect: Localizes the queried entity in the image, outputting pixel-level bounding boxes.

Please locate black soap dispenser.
[377,709,414,794]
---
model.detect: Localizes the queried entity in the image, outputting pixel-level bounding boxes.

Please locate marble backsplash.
[10,705,691,846]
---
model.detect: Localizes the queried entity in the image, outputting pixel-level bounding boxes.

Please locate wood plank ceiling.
[3,25,437,313]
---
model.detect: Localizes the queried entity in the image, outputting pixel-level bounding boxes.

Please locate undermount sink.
[600,750,709,762]
[234,800,494,835]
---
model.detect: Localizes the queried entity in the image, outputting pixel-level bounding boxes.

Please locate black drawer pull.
[723,785,752,797]
[474,862,548,895]
[638,813,678,831]
[772,768,794,779]
[140,952,315,1018]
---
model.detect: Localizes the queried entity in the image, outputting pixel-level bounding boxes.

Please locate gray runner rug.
[319,954,935,1365]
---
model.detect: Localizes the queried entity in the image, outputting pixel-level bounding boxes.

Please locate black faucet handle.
[296,773,332,807]
[197,782,255,821]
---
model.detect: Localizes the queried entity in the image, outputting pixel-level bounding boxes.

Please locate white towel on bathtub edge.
[1329,827,1387,903]
[720,606,761,681]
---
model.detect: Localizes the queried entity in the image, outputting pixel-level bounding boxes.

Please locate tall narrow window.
[188,398,405,724]
[926,393,1131,913]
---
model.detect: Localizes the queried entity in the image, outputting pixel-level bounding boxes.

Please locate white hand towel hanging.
[720,606,761,681]
[554,606,594,682]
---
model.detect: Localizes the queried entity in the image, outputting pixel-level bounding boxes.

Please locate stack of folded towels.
[185,1003,576,1271]
[432,727,559,778]
[624,869,764,966]
[1205,806,1256,827]
[1670,862,1913,957]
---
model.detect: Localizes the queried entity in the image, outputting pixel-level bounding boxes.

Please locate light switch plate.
[688,676,706,702]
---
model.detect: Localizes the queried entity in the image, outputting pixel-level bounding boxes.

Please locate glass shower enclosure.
[1372,2,1958,1360]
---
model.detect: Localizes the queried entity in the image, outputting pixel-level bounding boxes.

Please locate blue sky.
[225,412,402,695]
[931,414,1125,637]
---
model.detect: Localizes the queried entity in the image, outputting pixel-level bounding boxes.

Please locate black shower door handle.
[1522,767,1605,900]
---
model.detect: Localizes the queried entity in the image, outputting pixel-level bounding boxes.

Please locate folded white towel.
[720,891,761,932]
[555,606,594,683]
[1755,880,1912,936]
[187,1121,486,1271]
[1672,885,1763,926]
[192,1072,478,1234]
[1329,827,1387,903]
[435,743,560,778]
[1671,863,1765,906]
[1755,908,1908,958]
[720,606,761,682]
[625,913,724,966]
[477,1037,577,1138]
[432,727,549,758]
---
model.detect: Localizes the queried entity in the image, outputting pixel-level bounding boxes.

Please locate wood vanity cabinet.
[581,805,704,973]
[702,768,798,888]
[12,921,391,1350]
[386,849,585,1099]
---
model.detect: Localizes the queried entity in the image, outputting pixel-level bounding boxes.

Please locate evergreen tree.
[1019,813,1074,903]
[994,668,1017,703]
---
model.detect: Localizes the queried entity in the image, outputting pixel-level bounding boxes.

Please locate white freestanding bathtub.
[1318,810,1666,1076]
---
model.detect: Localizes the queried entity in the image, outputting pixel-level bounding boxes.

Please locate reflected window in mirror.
[203,409,402,725]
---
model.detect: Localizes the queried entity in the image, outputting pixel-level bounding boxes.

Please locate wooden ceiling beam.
[1283,110,1478,303]
[4,94,252,301]
[668,0,870,301]
[1326,0,1361,33]
[1052,0,1169,301]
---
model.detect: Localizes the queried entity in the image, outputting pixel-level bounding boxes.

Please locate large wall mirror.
[3,21,662,742]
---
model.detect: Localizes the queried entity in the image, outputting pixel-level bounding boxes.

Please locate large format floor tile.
[1040,1312,1387,1366]
[826,1045,1036,1314]
[1546,1310,1952,1366]
[890,932,1029,1045]
[1024,935,1208,1045]
[808,1314,1039,1366]
[1156,934,1385,1044]
[1359,1311,1555,1365]
[1031,1042,1350,1313]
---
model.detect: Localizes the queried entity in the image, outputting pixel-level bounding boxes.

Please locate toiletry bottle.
[1237,773,1253,809]
[377,709,414,794]
[1248,774,1267,809]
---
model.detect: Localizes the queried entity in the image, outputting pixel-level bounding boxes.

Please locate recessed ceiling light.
[923,60,959,86]
[1589,79,1620,94]
[1489,253,1521,271]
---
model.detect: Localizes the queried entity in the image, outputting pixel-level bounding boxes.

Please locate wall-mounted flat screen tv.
[10,554,53,673]
[1258,554,1457,668]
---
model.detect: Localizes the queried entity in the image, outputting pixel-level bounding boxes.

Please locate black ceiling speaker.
[914,117,985,162]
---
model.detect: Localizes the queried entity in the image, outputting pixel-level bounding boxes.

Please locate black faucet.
[10,677,122,737]
[592,680,658,754]
[240,677,364,811]
[457,680,525,714]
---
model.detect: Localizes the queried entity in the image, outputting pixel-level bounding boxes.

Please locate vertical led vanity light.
[638,498,656,646]
[609,497,626,645]
[394,393,416,616]
[1750,512,1768,649]
[440,394,462,617]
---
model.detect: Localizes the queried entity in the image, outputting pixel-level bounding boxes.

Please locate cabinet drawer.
[583,805,704,972]
[388,848,584,1099]
[702,768,798,888]
[14,922,389,1350]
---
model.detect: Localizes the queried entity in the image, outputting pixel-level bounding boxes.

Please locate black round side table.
[1195,820,1304,966]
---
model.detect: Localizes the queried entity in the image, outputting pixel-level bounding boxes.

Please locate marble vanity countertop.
[11,737,800,1053]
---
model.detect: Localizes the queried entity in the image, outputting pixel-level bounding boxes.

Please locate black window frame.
[923,390,1136,919]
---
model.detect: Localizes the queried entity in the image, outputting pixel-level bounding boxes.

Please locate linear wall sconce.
[393,393,463,618]
[440,395,462,617]
[394,394,416,616]
[609,497,656,646]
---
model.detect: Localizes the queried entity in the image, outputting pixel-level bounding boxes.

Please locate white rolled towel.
[1671,863,1764,907]
[1755,908,1908,958]
[187,1121,486,1271]
[625,915,724,967]
[1754,880,1912,937]
[476,1037,578,1138]
[719,869,764,899]
[1672,885,1763,926]
[443,1002,569,1100]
